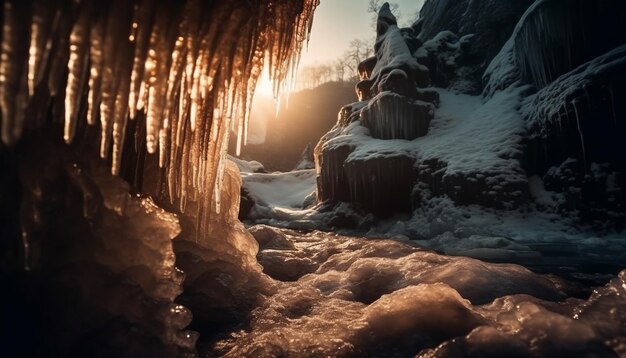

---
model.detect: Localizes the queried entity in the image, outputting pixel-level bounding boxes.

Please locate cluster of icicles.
[0,0,318,217]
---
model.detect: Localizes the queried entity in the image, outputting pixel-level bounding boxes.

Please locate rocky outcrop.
[416,0,534,90]
[507,1,626,227]
[315,4,439,216]
[316,0,626,229]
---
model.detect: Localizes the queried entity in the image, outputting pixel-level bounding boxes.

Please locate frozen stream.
[213,225,626,357]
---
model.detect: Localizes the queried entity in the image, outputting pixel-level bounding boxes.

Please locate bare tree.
[342,38,375,81]
[367,0,402,27]
[334,57,349,82]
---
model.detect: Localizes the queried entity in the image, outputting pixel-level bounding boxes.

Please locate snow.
[228,155,266,173]
[325,85,526,179]
[243,158,626,273]
[482,37,520,99]
[242,168,317,210]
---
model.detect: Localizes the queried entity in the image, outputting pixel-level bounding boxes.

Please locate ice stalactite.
[0,0,319,237]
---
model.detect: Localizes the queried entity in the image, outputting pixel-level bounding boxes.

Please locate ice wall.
[3,132,196,356]
[512,0,626,89]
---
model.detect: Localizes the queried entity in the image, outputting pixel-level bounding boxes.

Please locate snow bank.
[242,169,317,210]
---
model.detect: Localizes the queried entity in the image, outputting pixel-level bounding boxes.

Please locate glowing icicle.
[128,0,156,119]
[28,0,54,97]
[111,43,133,176]
[0,0,320,244]
[1,1,29,146]
[64,3,91,143]
[87,15,105,125]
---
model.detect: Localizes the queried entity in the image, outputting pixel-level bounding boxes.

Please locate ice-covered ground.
[213,226,626,357]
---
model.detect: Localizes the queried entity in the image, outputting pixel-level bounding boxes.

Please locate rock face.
[511,0,626,228]
[315,4,439,217]
[315,0,626,228]
[416,0,535,91]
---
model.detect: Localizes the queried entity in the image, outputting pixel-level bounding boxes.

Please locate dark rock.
[337,102,367,127]
[358,56,378,80]
[344,155,417,216]
[418,0,534,89]
[415,30,481,93]
[315,144,353,203]
[377,69,420,98]
[360,92,434,140]
[400,27,423,54]
[417,88,441,106]
[414,159,529,210]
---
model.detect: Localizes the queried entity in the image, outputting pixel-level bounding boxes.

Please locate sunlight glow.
[255,68,275,98]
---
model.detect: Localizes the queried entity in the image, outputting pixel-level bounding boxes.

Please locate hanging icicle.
[0,0,320,236]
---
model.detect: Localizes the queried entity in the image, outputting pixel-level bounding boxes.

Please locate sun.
[255,67,275,98]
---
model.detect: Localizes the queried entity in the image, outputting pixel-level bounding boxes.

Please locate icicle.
[64,3,91,143]
[128,0,155,119]
[1,1,29,146]
[571,100,587,169]
[28,0,54,97]
[87,14,105,126]
[0,0,320,245]
[111,46,132,176]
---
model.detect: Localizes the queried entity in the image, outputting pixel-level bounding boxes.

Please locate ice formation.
[511,0,626,89]
[4,134,197,356]
[0,0,319,355]
[212,226,626,357]
[0,0,318,234]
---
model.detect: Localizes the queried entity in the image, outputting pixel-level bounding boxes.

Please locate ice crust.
[214,226,626,357]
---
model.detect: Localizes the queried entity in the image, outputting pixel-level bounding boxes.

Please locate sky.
[255,0,423,96]
[299,0,424,67]
[251,0,424,140]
